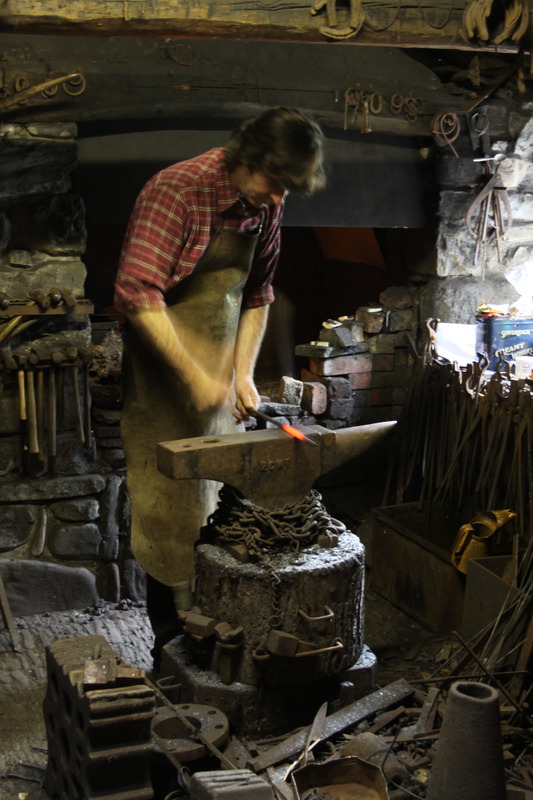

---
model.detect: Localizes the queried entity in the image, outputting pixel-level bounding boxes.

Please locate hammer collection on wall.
[0,288,94,477]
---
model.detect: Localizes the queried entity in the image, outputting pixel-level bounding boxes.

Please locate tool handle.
[25,370,39,454]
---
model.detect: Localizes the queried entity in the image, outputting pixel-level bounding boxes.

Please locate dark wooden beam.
[0,0,521,53]
[0,34,518,138]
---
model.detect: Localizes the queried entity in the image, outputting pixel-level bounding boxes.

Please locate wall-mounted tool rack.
[0,299,94,317]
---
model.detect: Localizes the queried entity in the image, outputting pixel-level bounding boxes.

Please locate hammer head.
[157,421,395,511]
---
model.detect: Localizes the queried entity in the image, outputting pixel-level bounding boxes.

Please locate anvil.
[157,421,395,511]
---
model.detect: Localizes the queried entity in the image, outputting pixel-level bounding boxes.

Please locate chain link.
[204,486,345,631]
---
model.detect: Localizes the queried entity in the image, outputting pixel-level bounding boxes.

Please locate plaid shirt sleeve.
[242,203,283,309]
[114,178,194,313]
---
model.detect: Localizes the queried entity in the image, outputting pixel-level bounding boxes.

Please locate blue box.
[476,316,533,370]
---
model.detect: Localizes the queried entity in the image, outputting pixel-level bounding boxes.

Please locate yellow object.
[451,509,516,573]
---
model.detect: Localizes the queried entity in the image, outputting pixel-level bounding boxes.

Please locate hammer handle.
[36,369,45,461]
[25,370,39,454]
[71,365,85,443]
[47,368,57,458]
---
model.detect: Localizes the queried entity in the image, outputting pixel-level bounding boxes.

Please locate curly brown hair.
[224,107,326,196]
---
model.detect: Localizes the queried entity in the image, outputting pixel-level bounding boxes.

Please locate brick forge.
[298,286,417,430]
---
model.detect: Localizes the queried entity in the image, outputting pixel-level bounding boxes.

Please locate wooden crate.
[371,503,466,633]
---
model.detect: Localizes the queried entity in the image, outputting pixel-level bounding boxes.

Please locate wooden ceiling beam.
[0,0,520,53]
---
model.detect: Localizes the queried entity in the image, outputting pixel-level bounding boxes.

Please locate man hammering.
[114,107,325,672]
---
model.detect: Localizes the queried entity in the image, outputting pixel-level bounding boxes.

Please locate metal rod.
[252,409,318,446]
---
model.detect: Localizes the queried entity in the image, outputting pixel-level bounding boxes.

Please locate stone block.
[508,191,533,224]
[340,319,365,342]
[0,252,87,298]
[0,473,106,503]
[318,325,356,347]
[50,498,99,522]
[49,522,101,559]
[277,376,303,405]
[0,129,77,204]
[379,286,415,309]
[98,474,122,561]
[326,397,354,419]
[0,504,38,551]
[0,434,22,474]
[301,382,327,415]
[355,307,385,333]
[0,394,19,435]
[385,308,416,333]
[0,557,98,615]
[323,376,352,398]
[418,276,517,326]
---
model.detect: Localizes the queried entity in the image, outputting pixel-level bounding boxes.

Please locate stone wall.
[296,101,533,427]
[418,105,533,324]
[0,123,138,617]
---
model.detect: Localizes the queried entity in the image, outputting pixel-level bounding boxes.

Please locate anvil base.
[159,636,377,737]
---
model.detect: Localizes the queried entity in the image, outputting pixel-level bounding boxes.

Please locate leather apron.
[121,224,260,586]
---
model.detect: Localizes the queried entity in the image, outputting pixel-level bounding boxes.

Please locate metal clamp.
[296,639,344,658]
[298,605,335,623]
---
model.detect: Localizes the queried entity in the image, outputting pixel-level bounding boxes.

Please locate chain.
[204,486,345,629]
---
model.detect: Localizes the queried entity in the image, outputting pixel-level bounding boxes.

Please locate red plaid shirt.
[114,148,283,313]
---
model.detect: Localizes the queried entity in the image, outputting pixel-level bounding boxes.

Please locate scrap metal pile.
[41,632,533,799]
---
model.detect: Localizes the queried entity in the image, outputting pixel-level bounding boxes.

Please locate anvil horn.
[157,421,396,511]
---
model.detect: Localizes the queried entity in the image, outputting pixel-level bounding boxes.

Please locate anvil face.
[157,422,395,511]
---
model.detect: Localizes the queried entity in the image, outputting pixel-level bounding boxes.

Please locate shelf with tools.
[0,294,94,317]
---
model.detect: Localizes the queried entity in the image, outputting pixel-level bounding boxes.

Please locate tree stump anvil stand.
[157,421,395,736]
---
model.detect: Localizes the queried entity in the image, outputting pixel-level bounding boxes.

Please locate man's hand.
[234,375,261,420]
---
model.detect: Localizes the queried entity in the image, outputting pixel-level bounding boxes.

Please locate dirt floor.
[0,580,456,800]
[1,469,530,799]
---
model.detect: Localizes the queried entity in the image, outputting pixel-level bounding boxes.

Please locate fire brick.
[301,381,327,415]
[371,354,394,371]
[371,387,394,405]
[366,333,396,354]
[309,353,373,376]
[350,372,372,390]
[371,372,394,389]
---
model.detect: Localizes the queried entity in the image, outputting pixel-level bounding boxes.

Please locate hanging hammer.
[157,421,396,511]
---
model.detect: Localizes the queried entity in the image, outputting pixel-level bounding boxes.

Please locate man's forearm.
[127,307,201,384]
[234,305,269,412]
[126,307,230,411]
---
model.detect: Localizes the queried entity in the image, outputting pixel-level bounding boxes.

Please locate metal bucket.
[292,756,389,800]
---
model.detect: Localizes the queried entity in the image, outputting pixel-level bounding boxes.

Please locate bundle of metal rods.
[384,351,533,543]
